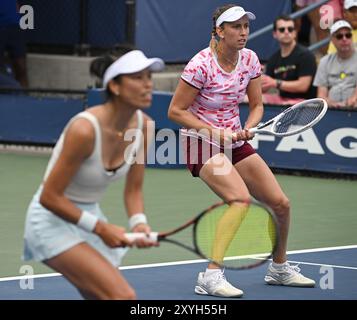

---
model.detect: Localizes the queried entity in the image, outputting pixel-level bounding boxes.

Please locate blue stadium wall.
[1,91,356,175]
[21,0,290,61]
[23,0,126,47]
[135,0,291,62]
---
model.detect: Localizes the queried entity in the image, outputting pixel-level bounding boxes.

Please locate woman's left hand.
[131,223,159,248]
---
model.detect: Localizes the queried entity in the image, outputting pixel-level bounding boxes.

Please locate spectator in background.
[261,15,317,105]
[314,20,357,108]
[327,0,357,53]
[295,0,343,55]
[0,0,28,88]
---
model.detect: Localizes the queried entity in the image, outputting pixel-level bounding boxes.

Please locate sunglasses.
[277,26,295,33]
[334,32,352,40]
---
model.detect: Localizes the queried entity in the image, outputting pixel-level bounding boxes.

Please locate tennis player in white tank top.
[168,5,315,298]
[23,47,164,300]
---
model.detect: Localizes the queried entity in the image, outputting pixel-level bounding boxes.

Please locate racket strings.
[274,102,324,134]
[195,203,277,269]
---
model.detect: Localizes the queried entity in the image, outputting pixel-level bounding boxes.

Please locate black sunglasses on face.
[277,26,295,33]
[334,32,352,40]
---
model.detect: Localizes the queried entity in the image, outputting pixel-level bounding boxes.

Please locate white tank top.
[43,110,144,203]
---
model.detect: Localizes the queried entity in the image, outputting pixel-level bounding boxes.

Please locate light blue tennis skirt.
[23,186,128,267]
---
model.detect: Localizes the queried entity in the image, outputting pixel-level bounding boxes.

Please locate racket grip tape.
[248,127,258,134]
[125,232,159,242]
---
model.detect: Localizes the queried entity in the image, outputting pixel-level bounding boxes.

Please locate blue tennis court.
[1,246,356,300]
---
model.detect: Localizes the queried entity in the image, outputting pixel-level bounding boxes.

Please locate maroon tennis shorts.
[185,139,256,177]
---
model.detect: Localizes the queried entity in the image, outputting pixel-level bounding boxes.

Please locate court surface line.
[284,260,357,270]
[1,243,356,282]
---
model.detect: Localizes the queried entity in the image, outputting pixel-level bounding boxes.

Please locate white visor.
[216,6,256,27]
[103,50,164,88]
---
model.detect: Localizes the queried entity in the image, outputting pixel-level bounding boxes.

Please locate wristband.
[276,79,282,89]
[77,210,98,232]
[128,213,147,230]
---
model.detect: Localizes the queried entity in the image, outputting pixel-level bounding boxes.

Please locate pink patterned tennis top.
[181,47,261,148]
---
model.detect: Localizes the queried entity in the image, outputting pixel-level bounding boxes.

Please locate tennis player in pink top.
[168,4,315,298]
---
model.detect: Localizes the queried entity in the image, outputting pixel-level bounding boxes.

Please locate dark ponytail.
[90,55,114,79]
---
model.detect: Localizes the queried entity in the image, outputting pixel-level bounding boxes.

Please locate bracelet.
[128,213,147,230]
[77,210,99,232]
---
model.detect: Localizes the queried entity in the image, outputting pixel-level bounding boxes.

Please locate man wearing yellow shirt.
[314,20,357,108]
[328,0,357,53]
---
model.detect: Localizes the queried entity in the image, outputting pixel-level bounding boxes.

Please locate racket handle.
[248,127,258,134]
[125,232,159,242]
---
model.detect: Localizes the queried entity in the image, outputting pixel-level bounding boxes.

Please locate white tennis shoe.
[264,262,315,287]
[194,270,243,298]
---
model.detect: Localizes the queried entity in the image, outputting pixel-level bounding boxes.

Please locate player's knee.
[122,288,137,300]
[227,193,250,205]
[91,280,136,300]
[271,196,290,215]
[101,287,136,300]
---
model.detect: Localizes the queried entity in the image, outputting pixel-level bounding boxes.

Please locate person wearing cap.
[314,20,357,107]
[168,4,315,298]
[22,45,164,299]
[327,0,357,54]
[294,0,343,55]
[261,15,317,105]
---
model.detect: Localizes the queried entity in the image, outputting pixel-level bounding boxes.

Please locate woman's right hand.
[211,128,238,146]
[94,220,133,248]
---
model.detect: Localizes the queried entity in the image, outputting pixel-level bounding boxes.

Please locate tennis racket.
[248,98,328,137]
[125,199,279,270]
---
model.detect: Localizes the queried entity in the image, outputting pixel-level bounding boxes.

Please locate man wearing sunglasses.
[262,15,317,105]
[314,20,357,108]
[328,0,357,54]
